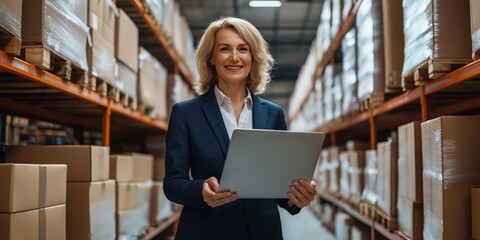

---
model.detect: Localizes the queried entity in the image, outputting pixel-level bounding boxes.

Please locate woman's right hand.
[202,176,239,208]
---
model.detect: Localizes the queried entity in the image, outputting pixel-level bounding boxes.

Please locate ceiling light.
[249,1,282,7]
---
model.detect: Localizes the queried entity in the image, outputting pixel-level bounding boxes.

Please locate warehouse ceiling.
[177,0,323,111]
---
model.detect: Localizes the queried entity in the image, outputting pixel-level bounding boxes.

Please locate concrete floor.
[280,206,335,240]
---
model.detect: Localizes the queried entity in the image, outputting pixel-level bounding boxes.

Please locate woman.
[164,17,317,240]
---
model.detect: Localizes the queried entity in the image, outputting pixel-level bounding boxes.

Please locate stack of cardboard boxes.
[6,145,116,240]
[375,133,398,219]
[0,163,67,240]
[421,116,480,239]
[87,0,117,88]
[110,153,153,238]
[397,121,423,239]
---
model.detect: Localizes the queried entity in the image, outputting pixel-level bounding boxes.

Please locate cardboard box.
[376,137,398,217]
[472,186,480,240]
[115,9,138,72]
[0,164,66,212]
[0,164,39,212]
[339,151,350,199]
[102,0,116,43]
[110,155,134,182]
[398,121,423,203]
[120,153,153,182]
[6,145,110,182]
[397,197,423,240]
[0,0,22,38]
[116,181,152,212]
[422,116,480,240]
[114,60,138,98]
[67,180,116,240]
[0,204,66,240]
[116,206,149,239]
[150,182,172,226]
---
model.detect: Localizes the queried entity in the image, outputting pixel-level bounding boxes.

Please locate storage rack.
[289,0,480,239]
[0,0,191,238]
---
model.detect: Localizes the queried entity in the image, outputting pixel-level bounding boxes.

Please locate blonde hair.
[195,17,274,94]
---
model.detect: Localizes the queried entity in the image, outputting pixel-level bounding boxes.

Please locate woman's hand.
[202,176,239,208]
[287,179,317,208]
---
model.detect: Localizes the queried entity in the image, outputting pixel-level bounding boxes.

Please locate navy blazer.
[164,88,300,240]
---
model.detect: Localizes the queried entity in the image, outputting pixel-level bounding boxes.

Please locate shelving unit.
[0,1,193,238]
[289,0,480,239]
[116,0,195,86]
[318,192,404,240]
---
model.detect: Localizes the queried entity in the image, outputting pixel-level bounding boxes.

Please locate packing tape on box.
[39,208,46,240]
[39,165,47,208]
[473,186,480,240]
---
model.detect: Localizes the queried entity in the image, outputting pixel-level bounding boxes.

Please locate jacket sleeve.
[163,103,210,210]
[274,106,302,215]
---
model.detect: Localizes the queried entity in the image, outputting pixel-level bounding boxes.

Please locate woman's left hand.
[287,179,317,208]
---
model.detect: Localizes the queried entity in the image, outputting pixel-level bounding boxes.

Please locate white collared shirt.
[214,85,253,139]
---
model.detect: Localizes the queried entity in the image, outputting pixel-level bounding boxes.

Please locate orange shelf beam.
[129,0,194,86]
[0,52,107,107]
[110,101,168,131]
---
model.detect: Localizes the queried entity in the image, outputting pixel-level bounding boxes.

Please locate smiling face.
[211,27,252,87]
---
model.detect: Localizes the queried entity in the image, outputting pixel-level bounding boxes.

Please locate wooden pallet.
[0,34,21,56]
[21,43,88,84]
[348,194,362,206]
[376,209,398,231]
[138,102,155,116]
[358,201,376,219]
[402,58,472,90]
[360,93,385,111]
[91,76,117,100]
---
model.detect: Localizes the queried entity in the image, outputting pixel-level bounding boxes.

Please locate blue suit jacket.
[164,88,300,240]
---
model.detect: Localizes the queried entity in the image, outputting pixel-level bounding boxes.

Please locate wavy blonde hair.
[195,17,274,95]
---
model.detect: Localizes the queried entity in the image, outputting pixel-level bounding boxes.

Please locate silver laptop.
[219,129,326,198]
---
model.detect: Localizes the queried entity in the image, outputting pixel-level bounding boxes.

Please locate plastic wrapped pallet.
[22,0,89,71]
[382,0,404,91]
[144,0,164,33]
[348,151,365,202]
[328,147,342,194]
[332,70,343,121]
[115,60,137,98]
[402,0,472,78]
[342,0,354,20]
[314,76,325,126]
[341,27,359,116]
[316,0,332,58]
[115,9,138,73]
[289,49,317,118]
[361,150,377,204]
[0,0,22,38]
[138,47,168,120]
[331,0,343,39]
[323,65,335,123]
[472,0,480,59]
[421,116,480,240]
[87,0,117,85]
[355,0,385,102]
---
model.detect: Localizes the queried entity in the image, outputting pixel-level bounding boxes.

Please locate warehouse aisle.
[280,206,335,240]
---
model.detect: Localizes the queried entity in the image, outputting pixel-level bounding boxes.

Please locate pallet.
[358,201,376,219]
[360,92,385,111]
[401,58,472,90]
[21,43,88,84]
[90,76,117,99]
[348,194,362,206]
[138,102,155,116]
[0,34,21,56]
[376,209,398,231]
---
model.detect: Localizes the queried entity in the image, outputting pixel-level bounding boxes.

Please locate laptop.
[219,129,326,198]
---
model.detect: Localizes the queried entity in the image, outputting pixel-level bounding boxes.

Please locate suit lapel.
[252,94,268,129]
[200,89,230,156]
